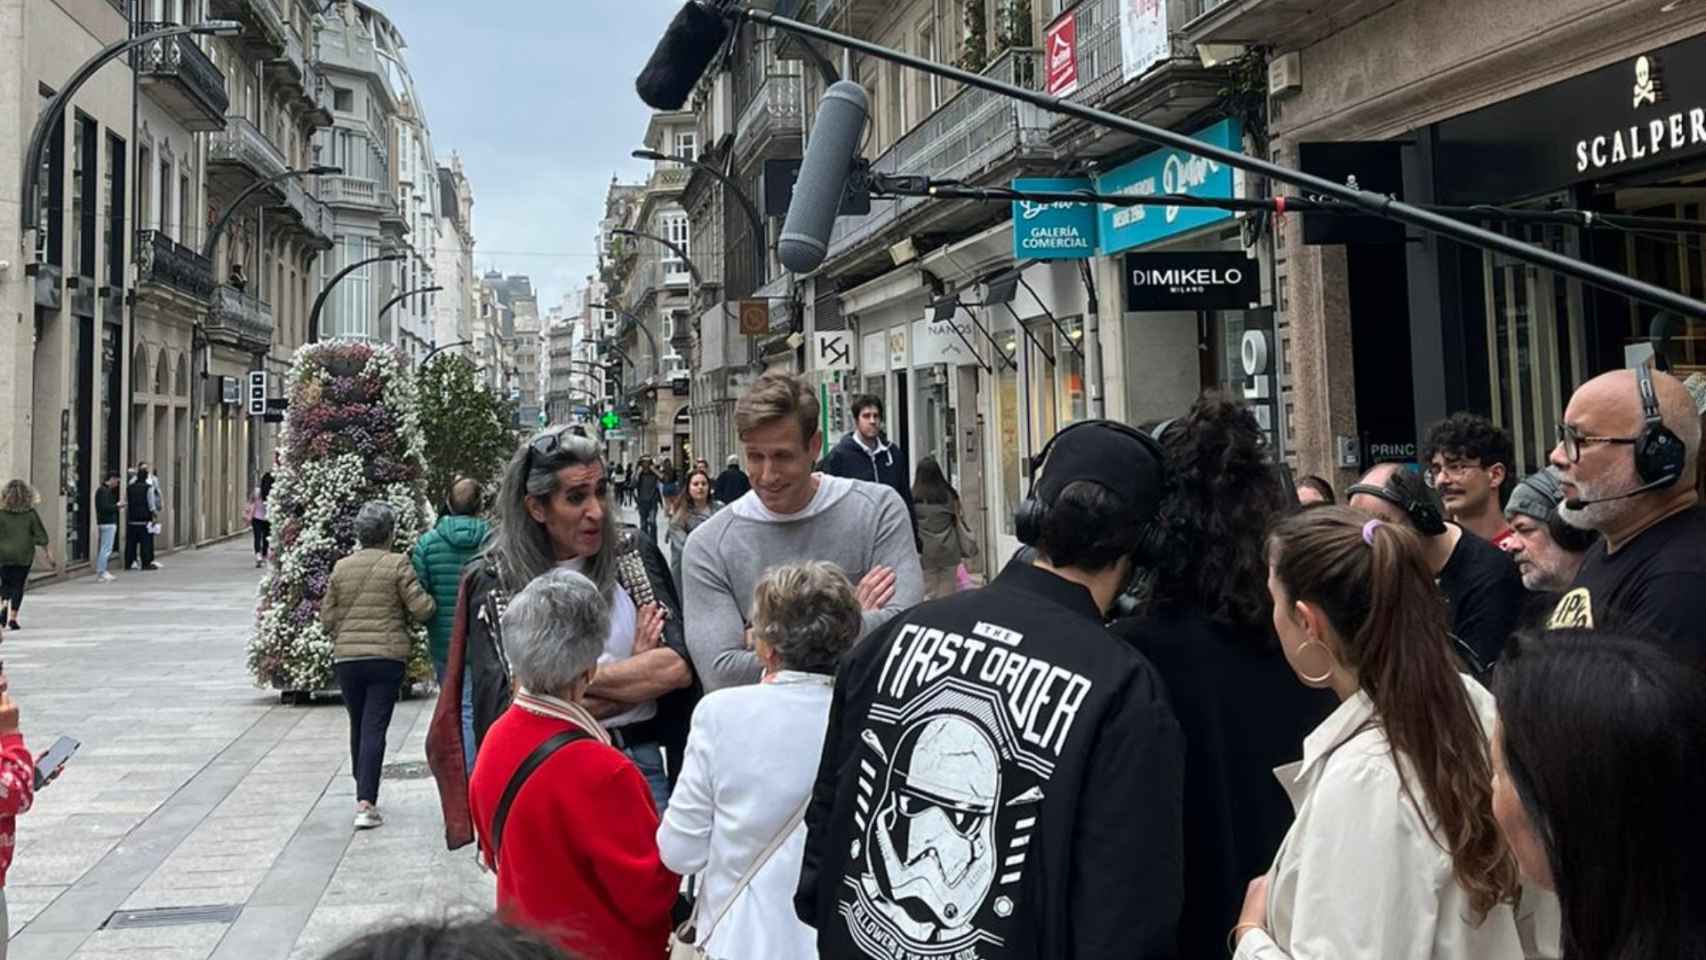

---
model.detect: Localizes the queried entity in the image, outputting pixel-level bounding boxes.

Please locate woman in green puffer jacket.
[0,481,53,631]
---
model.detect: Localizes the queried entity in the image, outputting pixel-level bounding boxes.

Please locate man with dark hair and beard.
[1112,394,1335,959]
[1548,366,1706,664]
[798,420,1185,960]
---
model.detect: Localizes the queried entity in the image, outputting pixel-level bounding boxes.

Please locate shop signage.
[1118,0,1169,84]
[888,328,908,368]
[862,331,888,373]
[220,376,241,406]
[1011,177,1098,260]
[911,316,977,367]
[1095,118,1242,255]
[738,300,769,336]
[1434,35,1706,204]
[1123,251,1259,311]
[815,331,855,371]
[1297,141,1406,245]
[1045,15,1079,97]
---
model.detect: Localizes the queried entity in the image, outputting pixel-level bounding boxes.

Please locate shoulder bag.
[669,797,811,960]
[484,727,593,871]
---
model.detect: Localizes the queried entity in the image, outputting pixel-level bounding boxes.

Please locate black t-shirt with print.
[1548,504,1706,666]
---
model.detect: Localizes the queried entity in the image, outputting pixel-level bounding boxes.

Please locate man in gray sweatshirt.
[683,373,924,691]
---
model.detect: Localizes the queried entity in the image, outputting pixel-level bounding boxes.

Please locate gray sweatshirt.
[681,474,923,692]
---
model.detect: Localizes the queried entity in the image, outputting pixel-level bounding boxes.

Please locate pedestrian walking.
[611,460,629,507]
[0,666,38,958]
[1546,365,1706,663]
[125,467,158,571]
[658,460,681,519]
[1423,412,1519,550]
[0,481,53,631]
[93,473,121,582]
[1112,396,1335,959]
[666,468,716,597]
[818,393,919,549]
[1233,507,1553,960]
[319,917,574,960]
[1347,464,1523,678]
[912,456,976,599]
[682,374,921,692]
[634,457,661,541]
[246,472,275,568]
[467,568,678,960]
[411,478,490,774]
[712,454,750,505]
[1491,631,1704,960]
[659,561,860,960]
[320,501,436,831]
[427,426,695,848]
[798,419,1185,960]
[144,462,164,568]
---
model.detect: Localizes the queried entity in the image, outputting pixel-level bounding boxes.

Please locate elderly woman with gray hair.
[428,426,695,852]
[468,568,677,959]
[657,561,861,959]
[320,501,435,830]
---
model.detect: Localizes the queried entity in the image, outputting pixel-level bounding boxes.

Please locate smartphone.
[33,736,79,790]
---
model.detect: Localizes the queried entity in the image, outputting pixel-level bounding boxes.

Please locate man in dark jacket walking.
[820,395,919,549]
[633,457,661,541]
[412,478,490,777]
[798,420,1185,960]
[125,467,158,571]
[711,454,750,505]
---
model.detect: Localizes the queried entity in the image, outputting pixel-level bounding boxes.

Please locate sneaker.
[353,808,383,830]
[98,572,115,583]
[8,621,19,631]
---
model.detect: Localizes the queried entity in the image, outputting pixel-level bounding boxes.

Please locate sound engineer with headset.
[1547,365,1706,664]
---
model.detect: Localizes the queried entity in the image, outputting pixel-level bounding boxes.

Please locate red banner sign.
[1046,16,1079,98]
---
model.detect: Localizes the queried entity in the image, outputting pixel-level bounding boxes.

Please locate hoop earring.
[1294,639,1337,686]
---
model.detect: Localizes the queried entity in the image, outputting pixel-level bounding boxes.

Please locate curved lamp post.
[21,20,241,244]
[599,301,662,381]
[378,284,444,321]
[632,149,767,287]
[611,227,704,290]
[201,165,341,262]
[306,252,406,344]
[421,338,475,367]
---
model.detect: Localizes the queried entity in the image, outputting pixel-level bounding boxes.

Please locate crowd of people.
[309,361,1706,960]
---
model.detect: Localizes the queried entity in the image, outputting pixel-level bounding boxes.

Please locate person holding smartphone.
[0,667,37,956]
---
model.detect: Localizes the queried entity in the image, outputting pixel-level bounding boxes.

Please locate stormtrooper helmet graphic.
[867,714,1000,939]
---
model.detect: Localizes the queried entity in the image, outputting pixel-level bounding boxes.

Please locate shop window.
[996,323,1021,537]
[1026,319,1058,451]
[106,133,126,290]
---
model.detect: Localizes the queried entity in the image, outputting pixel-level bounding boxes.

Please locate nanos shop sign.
[1011,177,1098,260]
[1123,252,1259,311]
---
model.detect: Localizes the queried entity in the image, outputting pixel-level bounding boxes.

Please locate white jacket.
[1238,676,1559,960]
[656,672,832,959]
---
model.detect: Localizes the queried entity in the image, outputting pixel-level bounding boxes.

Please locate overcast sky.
[389,1,680,310]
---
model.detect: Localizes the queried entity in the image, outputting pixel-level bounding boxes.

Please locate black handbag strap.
[488,728,592,868]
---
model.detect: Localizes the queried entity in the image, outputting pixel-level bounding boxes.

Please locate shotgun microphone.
[1563,476,1674,510]
[779,81,870,274]
[635,1,729,112]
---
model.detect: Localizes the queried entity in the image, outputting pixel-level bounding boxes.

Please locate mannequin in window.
[230,263,247,293]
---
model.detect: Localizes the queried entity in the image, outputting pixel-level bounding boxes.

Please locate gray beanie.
[1506,470,1565,523]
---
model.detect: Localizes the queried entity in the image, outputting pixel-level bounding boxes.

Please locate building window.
[673,131,697,162]
[138,142,152,232]
[661,211,691,280]
[73,114,96,277]
[106,133,126,290]
[159,159,174,242]
[333,86,354,112]
[179,172,192,252]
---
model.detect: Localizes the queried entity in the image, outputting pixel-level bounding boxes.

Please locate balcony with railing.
[135,24,229,132]
[1183,0,1399,47]
[823,47,1050,266]
[814,0,885,34]
[315,21,397,109]
[734,72,804,163]
[265,20,308,93]
[208,0,286,57]
[208,115,289,185]
[647,166,691,195]
[319,175,393,214]
[270,176,333,250]
[206,284,274,349]
[135,229,215,302]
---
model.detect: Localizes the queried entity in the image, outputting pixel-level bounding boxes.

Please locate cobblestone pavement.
[5,541,493,960]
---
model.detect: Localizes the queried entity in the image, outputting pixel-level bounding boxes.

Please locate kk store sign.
[1011,118,1244,261]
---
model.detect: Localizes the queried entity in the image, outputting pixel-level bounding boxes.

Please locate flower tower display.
[249,341,432,694]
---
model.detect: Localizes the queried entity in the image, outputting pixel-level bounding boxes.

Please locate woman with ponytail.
[1232,506,1556,960]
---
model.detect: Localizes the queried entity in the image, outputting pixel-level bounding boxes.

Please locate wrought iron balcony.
[135,229,215,302]
[1064,0,1221,106]
[206,284,275,350]
[815,0,885,34]
[135,24,229,132]
[734,72,803,162]
[270,176,333,250]
[208,115,288,184]
[207,0,286,57]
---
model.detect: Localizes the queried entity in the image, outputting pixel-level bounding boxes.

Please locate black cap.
[1035,421,1165,521]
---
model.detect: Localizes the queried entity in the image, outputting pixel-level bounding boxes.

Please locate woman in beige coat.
[321,501,435,830]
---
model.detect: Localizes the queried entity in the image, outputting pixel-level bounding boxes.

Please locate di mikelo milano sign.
[1124,252,1259,311]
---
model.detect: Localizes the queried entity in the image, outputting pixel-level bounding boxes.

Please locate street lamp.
[201,165,342,263]
[600,301,662,381]
[421,339,475,367]
[378,284,444,321]
[632,149,767,288]
[611,227,704,290]
[306,252,407,344]
[20,20,242,245]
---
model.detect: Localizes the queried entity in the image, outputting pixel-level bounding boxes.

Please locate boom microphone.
[779,81,869,275]
[1563,477,1674,510]
[635,2,729,112]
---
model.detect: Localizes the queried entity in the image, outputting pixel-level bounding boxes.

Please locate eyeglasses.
[1423,459,1484,488]
[1555,421,1638,464]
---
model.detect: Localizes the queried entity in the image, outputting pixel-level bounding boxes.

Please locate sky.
[384,1,681,311]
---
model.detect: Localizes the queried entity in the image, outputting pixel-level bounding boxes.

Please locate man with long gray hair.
[428,426,696,850]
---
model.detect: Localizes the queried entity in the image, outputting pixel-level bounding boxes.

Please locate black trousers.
[637,499,658,540]
[334,659,405,805]
[125,523,155,569]
[252,519,272,557]
[0,565,30,618]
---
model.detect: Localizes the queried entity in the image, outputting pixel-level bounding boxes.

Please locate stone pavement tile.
[8,838,124,886]
[119,885,262,911]
[68,921,230,960]
[205,904,316,960]
[5,884,70,932]
[6,929,89,960]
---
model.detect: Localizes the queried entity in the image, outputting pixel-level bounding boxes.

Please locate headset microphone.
[779,81,869,275]
[635,1,730,112]
[1563,477,1675,510]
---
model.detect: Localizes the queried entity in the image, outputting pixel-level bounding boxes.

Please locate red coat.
[468,707,677,960]
[0,733,34,886]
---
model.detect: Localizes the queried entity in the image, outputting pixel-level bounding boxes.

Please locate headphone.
[1346,469,1447,537]
[1015,419,1170,568]
[1633,362,1686,488]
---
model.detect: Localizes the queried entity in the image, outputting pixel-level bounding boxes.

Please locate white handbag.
[668,798,810,960]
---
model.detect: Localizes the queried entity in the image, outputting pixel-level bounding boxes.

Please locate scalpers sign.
[1094,118,1242,255]
[1576,54,1706,175]
[1012,177,1098,260]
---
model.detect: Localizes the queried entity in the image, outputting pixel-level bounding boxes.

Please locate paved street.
[5,541,492,960]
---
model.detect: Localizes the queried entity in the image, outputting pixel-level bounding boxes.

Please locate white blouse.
[656,671,833,960]
[556,557,650,729]
[1237,676,1559,960]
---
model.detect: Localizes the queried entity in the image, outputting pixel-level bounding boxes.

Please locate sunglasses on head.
[526,425,590,471]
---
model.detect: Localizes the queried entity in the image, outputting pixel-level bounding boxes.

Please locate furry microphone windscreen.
[635,2,729,112]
